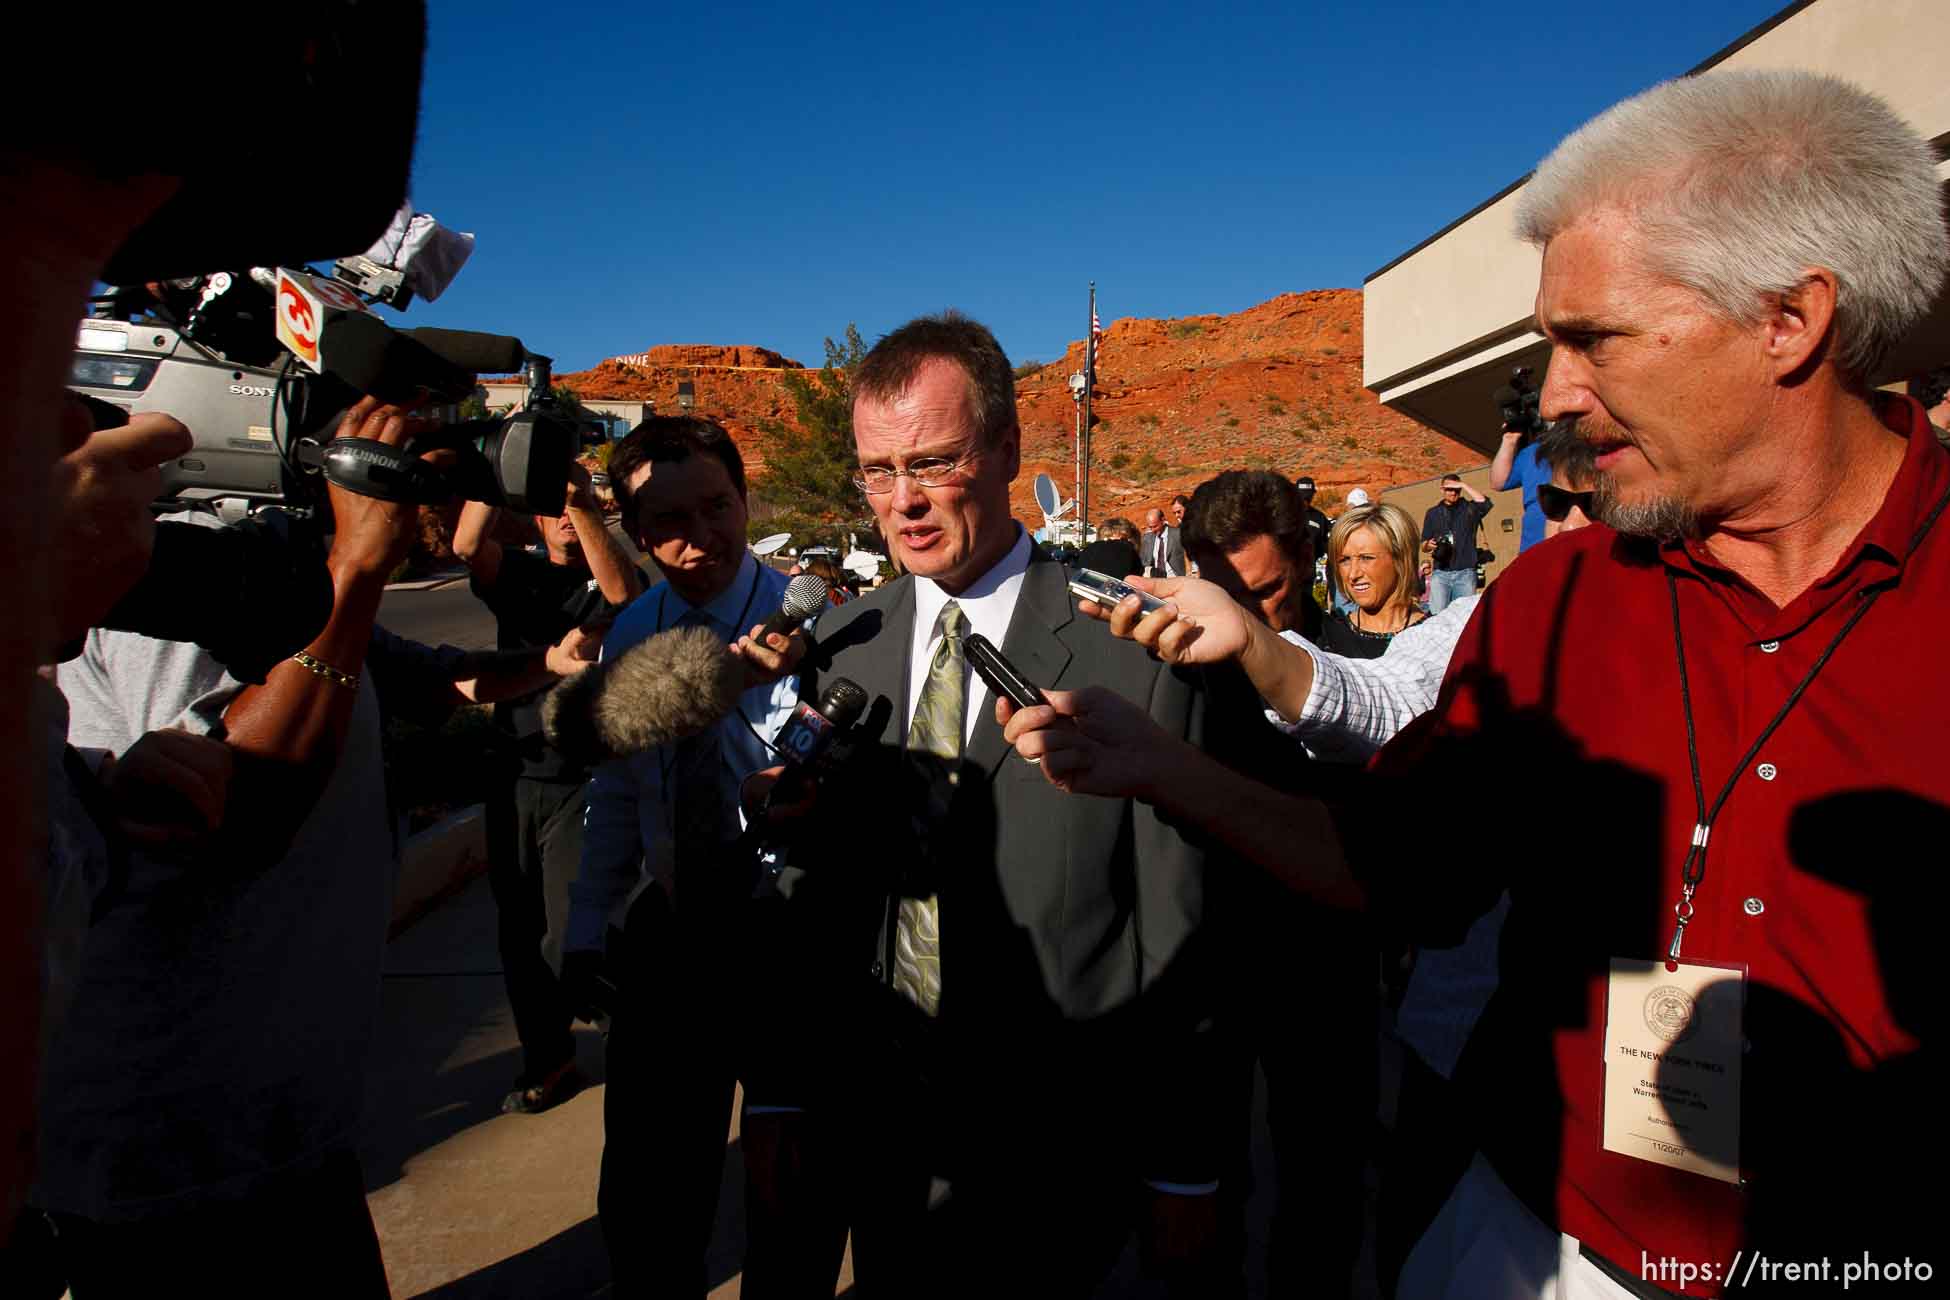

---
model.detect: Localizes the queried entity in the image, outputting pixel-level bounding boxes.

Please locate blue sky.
[401,0,1789,372]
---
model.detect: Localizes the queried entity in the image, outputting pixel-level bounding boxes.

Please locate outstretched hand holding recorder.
[964,633,1068,764]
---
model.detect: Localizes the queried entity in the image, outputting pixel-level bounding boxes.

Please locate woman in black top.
[1320,502,1427,660]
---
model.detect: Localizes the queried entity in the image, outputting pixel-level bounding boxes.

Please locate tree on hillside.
[757,323,868,520]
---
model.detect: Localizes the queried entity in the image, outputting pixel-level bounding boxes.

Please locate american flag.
[1091,308,1104,347]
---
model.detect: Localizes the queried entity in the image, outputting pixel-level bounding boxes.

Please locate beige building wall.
[1365,0,1950,453]
[480,380,529,413]
[1379,465,1523,589]
[477,383,651,434]
[583,400,652,431]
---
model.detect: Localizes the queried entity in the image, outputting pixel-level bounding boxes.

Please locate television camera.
[1493,365,1547,441]
[73,221,591,521]
[66,212,595,681]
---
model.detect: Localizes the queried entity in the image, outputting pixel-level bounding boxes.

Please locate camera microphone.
[318,312,477,403]
[405,327,526,376]
[540,623,746,767]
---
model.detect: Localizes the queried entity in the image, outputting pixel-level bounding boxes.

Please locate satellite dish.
[1033,473,1060,518]
[751,532,792,557]
[844,551,881,581]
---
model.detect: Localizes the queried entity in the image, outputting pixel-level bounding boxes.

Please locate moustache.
[1573,415,1637,453]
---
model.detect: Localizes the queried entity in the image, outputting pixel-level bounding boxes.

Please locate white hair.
[1515,69,1948,384]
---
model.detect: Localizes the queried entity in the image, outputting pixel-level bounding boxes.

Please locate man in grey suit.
[764,314,1237,1298]
[1142,502,1189,578]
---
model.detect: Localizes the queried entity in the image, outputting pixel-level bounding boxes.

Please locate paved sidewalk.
[385,567,470,593]
[361,876,825,1299]
[361,877,1384,1297]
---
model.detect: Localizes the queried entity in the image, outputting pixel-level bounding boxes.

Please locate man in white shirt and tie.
[765,313,1252,1298]
[1142,502,1188,578]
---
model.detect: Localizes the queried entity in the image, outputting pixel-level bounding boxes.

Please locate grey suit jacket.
[776,545,1232,1177]
[787,541,1209,1029]
[1143,524,1186,578]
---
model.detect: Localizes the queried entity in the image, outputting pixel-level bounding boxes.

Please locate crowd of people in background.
[10,48,1950,1300]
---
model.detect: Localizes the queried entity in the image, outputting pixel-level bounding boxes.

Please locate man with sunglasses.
[1529,419,1601,542]
[1419,474,1493,614]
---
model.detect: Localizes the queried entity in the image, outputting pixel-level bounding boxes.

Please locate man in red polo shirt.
[999,68,1949,1298]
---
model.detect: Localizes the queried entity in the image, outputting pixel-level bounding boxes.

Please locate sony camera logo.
[229,383,276,398]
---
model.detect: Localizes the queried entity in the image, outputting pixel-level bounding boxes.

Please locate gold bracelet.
[291,650,359,691]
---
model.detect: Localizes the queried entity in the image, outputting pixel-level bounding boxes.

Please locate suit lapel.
[881,578,918,747]
[964,551,1074,780]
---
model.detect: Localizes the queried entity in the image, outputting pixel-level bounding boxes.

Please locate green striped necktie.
[893,600,965,1015]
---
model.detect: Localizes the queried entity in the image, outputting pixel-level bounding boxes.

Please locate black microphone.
[766,678,869,810]
[757,573,829,641]
[405,327,527,375]
[319,311,476,403]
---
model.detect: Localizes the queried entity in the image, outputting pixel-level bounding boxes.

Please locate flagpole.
[1081,281,1095,540]
[1073,389,1082,545]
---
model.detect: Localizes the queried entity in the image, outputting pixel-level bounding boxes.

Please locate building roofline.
[1363,0,1819,286]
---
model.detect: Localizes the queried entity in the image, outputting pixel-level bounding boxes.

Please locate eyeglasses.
[1538,483,1595,522]
[852,454,976,494]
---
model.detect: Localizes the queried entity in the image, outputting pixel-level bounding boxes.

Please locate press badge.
[1601,958,1746,1185]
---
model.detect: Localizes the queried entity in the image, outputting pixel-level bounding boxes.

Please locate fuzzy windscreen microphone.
[756,573,830,640]
[540,623,745,766]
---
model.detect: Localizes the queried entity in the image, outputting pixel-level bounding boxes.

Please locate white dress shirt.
[906,526,1033,744]
[1147,526,1180,578]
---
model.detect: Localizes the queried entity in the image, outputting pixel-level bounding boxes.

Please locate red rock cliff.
[548,290,1470,521]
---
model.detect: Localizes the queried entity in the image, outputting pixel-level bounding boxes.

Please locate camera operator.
[451,465,643,1115]
[15,397,600,1299]
[2,0,433,1227]
[34,399,216,1039]
[0,149,189,1226]
[1487,423,1554,556]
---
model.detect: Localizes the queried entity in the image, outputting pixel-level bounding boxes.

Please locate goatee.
[1589,471,1701,542]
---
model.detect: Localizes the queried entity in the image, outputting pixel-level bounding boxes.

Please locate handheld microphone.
[540,624,746,766]
[766,678,869,810]
[756,573,829,642]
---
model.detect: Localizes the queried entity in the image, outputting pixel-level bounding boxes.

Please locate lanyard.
[1664,475,1950,961]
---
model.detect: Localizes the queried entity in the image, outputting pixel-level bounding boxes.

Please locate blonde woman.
[1322,502,1427,659]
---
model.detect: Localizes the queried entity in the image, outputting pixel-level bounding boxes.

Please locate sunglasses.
[1538,483,1595,522]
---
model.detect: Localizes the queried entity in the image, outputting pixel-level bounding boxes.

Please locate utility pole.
[1081,281,1095,540]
